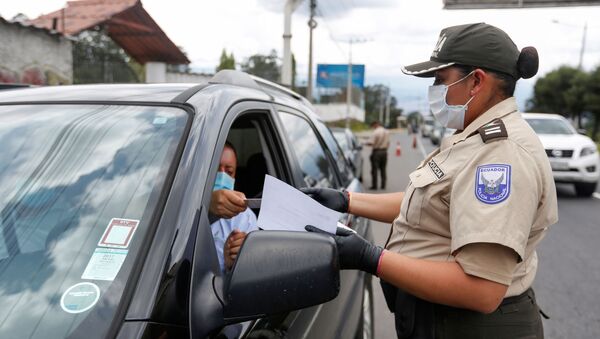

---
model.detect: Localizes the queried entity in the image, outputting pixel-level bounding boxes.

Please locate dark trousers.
[370,149,388,188]
[382,281,544,339]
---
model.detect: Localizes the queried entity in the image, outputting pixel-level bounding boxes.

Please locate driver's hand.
[210,190,247,219]
[224,229,248,270]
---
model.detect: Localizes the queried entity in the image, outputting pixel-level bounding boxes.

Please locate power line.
[315,7,347,58]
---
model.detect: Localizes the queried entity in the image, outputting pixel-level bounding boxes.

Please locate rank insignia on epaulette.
[478,119,508,143]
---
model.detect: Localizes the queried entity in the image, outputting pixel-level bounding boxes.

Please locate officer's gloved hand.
[300,187,350,213]
[305,225,383,276]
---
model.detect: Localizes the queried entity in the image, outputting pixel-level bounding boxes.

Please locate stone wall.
[0,19,72,85]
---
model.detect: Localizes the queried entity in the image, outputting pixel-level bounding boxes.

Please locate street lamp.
[552,19,588,70]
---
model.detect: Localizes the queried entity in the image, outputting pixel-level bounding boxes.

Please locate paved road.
[359,129,600,339]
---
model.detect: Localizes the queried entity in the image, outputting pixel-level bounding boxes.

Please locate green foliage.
[527,66,586,120]
[363,84,402,127]
[241,49,281,83]
[72,28,141,84]
[583,66,600,140]
[216,49,236,72]
[528,65,600,141]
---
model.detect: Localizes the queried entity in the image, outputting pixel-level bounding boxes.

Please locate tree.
[241,49,281,83]
[583,66,600,141]
[72,28,141,84]
[527,66,587,126]
[216,49,236,72]
[364,84,403,126]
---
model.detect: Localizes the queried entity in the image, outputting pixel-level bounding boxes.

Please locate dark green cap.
[402,23,521,79]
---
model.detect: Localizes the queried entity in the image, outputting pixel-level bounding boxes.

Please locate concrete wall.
[313,103,366,122]
[0,20,72,85]
[166,71,211,84]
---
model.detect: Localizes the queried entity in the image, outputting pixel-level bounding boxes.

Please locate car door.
[273,107,366,339]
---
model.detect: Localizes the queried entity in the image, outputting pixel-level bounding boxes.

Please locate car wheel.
[574,182,597,197]
[355,279,374,339]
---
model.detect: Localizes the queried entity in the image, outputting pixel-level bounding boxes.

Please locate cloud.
[258,0,396,18]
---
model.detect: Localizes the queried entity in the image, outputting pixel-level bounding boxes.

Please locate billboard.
[443,0,600,9]
[316,64,365,89]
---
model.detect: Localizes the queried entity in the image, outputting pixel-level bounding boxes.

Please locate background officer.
[304,22,557,338]
[366,120,390,190]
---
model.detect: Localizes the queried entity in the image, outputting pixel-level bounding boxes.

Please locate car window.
[314,123,354,187]
[525,118,574,135]
[332,131,349,151]
[279,113,338,188]
[0,104,188,339]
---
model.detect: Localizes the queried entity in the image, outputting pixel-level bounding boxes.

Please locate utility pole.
[346,39,353,129]
[379,87,384,123]
[385,85,391,127]
[282,0,302,87]
[307,0,317,102]
[343,37,370,129]
[578,21,587,70]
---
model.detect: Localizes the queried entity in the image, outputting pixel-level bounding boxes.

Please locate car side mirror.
[577,128,588,135]
[221,231,340,320]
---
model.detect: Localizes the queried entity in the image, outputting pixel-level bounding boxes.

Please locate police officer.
[303,23,557,338]
[367,120,390,190]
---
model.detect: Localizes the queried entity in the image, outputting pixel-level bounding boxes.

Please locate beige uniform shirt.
[386,97,558,297]
[371,126,390,150]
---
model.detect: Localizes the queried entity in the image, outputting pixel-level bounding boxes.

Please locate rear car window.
[279,113,338,188]
[0,104,188,338]
[525,118,574,135]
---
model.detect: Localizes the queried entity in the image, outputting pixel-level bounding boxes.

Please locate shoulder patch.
[428,159,445,179]
[475,164,511,204]
[478,119,508,143]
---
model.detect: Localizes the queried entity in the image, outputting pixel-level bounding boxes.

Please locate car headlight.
[580,146,597,157]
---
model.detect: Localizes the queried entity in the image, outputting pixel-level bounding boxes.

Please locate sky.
[2,0,600,113]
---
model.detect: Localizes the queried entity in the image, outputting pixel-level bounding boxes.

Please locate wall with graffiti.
[0,19,72,85]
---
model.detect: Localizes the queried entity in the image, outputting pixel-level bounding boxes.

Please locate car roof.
[521,112,564,120]
[0,83,198,103]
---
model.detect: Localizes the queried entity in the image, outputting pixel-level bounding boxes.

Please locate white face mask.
[428,71,475,130]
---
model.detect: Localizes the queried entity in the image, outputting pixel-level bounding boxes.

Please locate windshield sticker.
[60,282,101,314]
[153,117,168,125]
[81,248,128,281]
[98,218,139,248]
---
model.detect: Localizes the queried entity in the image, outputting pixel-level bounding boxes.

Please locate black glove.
[300,187,349,213]
[305,225,383,276]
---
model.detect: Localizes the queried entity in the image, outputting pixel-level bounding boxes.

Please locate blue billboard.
[316,64,365,89]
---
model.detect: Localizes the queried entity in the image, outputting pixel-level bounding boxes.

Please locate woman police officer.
[303,23,557,338]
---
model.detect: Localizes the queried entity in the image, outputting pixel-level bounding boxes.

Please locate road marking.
[593,192,600,200]
[416,135,428,159]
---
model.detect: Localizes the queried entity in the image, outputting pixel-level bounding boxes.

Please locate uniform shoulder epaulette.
[477,119,508,143]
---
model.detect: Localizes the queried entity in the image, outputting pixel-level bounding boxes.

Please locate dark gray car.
[331,127,363,182]
[0,71,374,339]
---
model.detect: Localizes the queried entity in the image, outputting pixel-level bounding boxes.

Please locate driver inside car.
[209,142,258,272]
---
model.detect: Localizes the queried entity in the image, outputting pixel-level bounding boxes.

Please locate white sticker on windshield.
[60,282,100,314]
[153,117,168,125]
[81,248,128,281]
[98,218,139,249]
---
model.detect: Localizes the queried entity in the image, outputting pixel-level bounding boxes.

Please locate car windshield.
[0,104,188,339]
[525,118,574,135]
[332,131,349,151]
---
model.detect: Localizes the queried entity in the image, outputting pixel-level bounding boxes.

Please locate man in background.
[367,121,390,190]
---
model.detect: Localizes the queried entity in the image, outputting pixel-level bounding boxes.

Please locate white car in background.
[523,113,599,197]
[421,116,435,137]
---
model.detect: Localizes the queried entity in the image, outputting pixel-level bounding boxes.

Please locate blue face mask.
[213,171,235,191]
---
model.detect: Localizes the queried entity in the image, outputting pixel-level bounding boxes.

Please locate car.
[0,70,374,339]
[523,113,600,197]
[330,127,363,181]
[430,120,444,146]
[421,116,435,137]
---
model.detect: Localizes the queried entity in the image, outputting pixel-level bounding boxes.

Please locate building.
[0,16,72,85]
[28,0,208,84]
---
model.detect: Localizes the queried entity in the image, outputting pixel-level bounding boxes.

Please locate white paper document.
[256,175,341,234]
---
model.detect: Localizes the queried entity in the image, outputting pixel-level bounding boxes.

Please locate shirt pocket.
[405,166,438,226]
